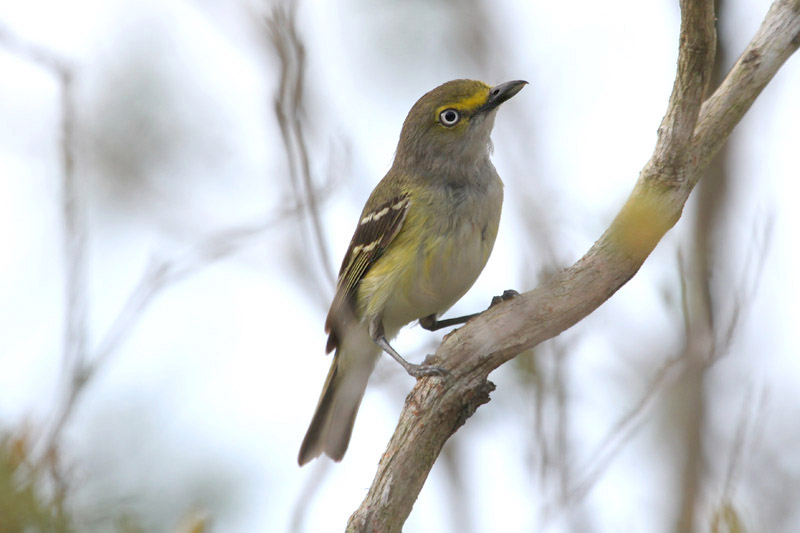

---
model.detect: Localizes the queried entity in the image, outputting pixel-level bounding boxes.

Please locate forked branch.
[347,1,800,531]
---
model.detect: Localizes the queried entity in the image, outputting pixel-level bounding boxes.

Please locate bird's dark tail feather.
[297,350,373,465]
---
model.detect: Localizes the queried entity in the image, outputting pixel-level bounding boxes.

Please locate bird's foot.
[405,362,449,380]
[489,289,520,308]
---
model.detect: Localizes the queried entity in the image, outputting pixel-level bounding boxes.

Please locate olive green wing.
[324,194,411,353]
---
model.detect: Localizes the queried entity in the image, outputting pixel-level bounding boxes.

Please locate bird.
[298,79,527,465]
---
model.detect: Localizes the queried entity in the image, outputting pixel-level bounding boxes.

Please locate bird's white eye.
[439,108,460,127]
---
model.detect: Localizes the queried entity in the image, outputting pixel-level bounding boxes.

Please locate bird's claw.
[490,289,520,307]
[407,363,450,379]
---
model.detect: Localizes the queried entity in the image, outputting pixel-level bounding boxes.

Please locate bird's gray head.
[393,79,527,173]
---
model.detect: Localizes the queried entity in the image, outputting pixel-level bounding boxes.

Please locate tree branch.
[267,6,337,287]
[347,1,800,530]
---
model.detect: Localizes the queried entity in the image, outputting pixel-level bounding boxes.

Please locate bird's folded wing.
[324,194,411,353]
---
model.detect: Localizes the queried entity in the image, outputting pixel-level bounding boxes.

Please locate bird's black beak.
[479,80,528,114]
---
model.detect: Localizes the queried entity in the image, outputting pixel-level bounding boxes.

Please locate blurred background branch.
[41,208,306,463]
[267,5,335,289]
[2,11,312,530]
[0,22,81,530]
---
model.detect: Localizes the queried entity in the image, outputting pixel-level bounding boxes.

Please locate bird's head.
[394,79,527,172]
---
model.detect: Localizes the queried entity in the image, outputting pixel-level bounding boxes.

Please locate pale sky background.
[1,0,799,532]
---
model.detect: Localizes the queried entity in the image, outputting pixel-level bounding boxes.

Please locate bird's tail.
[298,342,378,465]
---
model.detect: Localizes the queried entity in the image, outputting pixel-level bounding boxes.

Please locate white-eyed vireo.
[298,79,527,465]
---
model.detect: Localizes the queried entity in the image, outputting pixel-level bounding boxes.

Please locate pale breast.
[378,177,502,336]
[404,218,492,318]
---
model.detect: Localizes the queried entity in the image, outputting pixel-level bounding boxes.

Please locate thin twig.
[722,383,756,499]
[714,214,774,361]
[41,201,307,457]
[0,23,83,511]
[564,353,685,507]
[266,6,335,287]
[288,460,332,533]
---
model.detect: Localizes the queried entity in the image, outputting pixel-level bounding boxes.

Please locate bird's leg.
[419,313,479,331]
[419,289,520,331]
[369,318,448,379]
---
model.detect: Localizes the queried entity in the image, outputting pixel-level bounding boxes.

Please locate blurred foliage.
[0,429,72,533]
[711,501,746,533]
[0,427,210,533]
